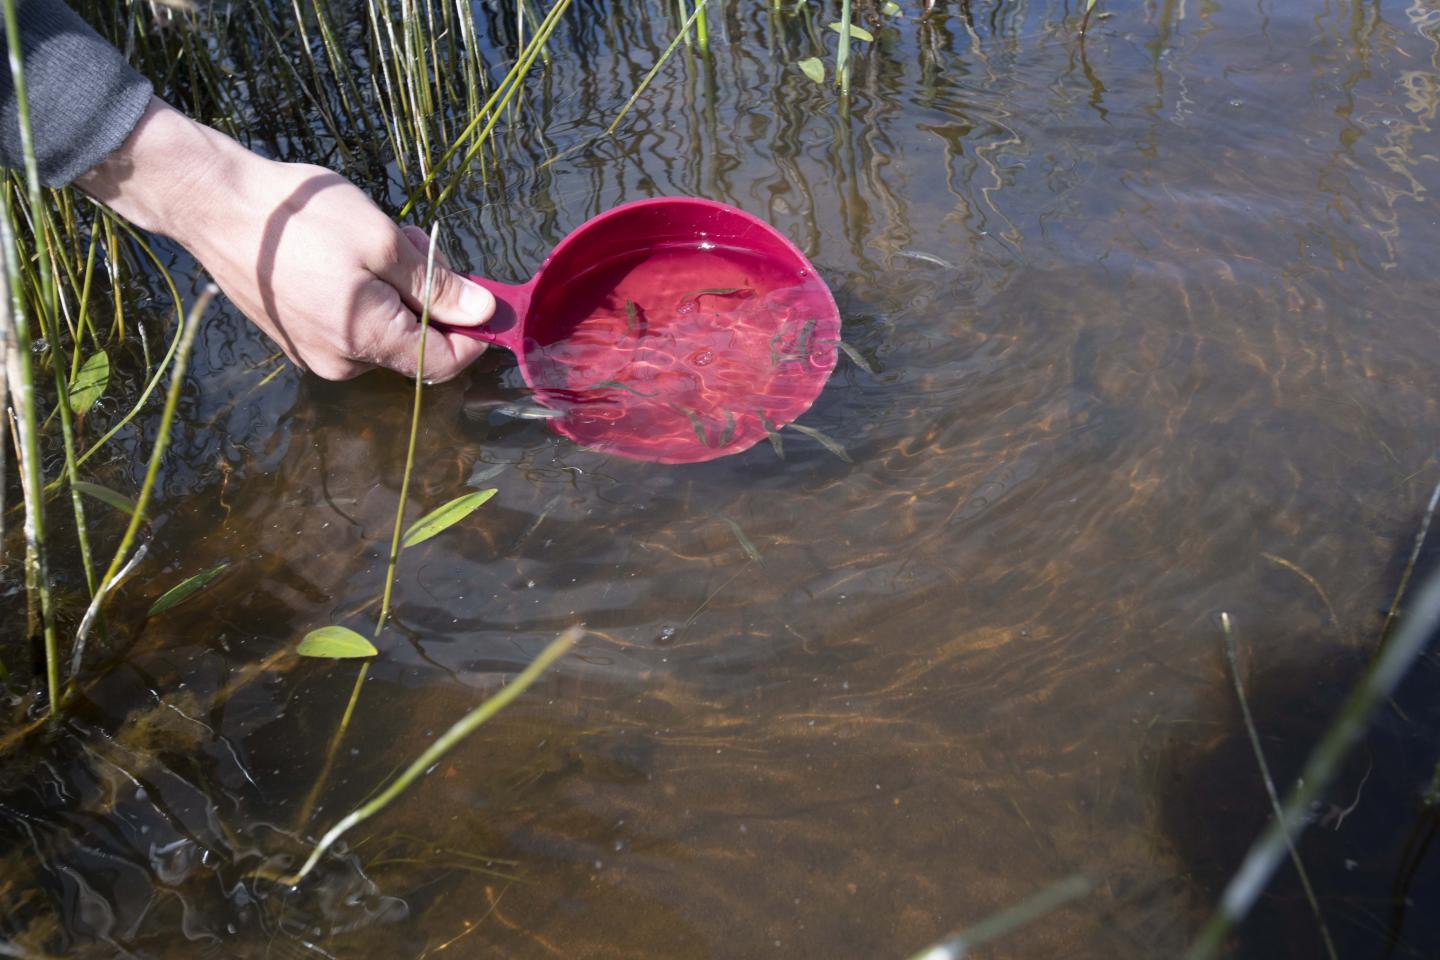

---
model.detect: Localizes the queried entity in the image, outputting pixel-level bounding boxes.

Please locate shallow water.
[6,0,1440,956]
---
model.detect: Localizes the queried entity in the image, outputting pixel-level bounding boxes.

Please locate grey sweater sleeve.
[0,0,152,187]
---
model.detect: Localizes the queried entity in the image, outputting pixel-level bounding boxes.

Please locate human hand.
[76,97,495,381]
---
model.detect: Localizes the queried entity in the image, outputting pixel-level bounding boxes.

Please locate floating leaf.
[298,625,377,659]
[797,57,825,84]
[882,0,901,15]
[829,21,875,41]
[69,350,109,416]
[73,480,136,515]
[624,299,639,333]
[790,423,853,463]
[147,562,229,617]
[402,489,498,548]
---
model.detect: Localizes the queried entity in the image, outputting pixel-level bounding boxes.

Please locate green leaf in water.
[402,489,498,548]
[73,480,136,515]
[624,299,639,333]
[789,423,853,463]
[798,57,825,84]
[882,0,901,15]
[829,21,875,41]
[69,350,109,416]
[298,625,377,659]
[147,562,229,617]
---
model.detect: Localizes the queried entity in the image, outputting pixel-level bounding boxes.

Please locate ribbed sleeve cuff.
[1,0,154,187]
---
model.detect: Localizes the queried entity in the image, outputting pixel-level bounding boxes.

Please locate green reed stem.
[2,0,61,714]
[1377,478,1440,651]
[905,874,1093,960]
[92,286,215,620]
[837,0,853,95]
[694,0,709,53]
[398,0,575,218]
[377,223,439,635]
[70,219,186,471]
[293,224,440,832]
[1184,570,1440,960]
[607,0,709,136]
[676,0,693,49]
[1220,613,1338,960]
[281,627,580,885]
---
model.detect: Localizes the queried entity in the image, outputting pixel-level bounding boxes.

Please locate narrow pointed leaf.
[401,489,497,548]
[69,350,109,416]
[298,625,378,659]
[828,21,875,41]
[73,480,136,515]
[147,562,229,617]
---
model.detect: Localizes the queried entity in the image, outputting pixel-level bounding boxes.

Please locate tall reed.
[3,0,63,714]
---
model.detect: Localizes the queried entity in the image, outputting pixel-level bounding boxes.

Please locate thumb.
[379,225,496,328]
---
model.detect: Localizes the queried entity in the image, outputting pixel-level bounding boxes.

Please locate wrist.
[74,97,261,249]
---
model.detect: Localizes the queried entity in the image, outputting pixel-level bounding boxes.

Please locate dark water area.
[5,0,1440,956]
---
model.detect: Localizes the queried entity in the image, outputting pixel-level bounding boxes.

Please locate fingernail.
[459,279,496,323]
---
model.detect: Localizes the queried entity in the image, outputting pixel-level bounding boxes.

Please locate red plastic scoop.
[451,197,840,464]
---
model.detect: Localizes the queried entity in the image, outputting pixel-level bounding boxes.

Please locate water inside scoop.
[526,242,838,463]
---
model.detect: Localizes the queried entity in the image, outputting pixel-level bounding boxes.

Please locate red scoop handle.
[437,275,534,354]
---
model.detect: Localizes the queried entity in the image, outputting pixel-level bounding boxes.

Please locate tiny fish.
[624,299,639,333]
[466,462,506,488]
[796,318,818,357]
[722,517,764,564]
[680,407,711,447]
[768,330,787,367]
[896,249,957,270]
[682,287,749,299]
[758,411,785,459]
[717,411,737,447]
[789,423,852,463]
[589,379,659,398]
[824,338,876,374]
[492,403,564,420]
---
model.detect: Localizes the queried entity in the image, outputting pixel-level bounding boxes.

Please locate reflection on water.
[6,0,1440,956]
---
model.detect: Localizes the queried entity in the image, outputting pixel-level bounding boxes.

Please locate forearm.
[1,0,151,187]
[73,96,253,247]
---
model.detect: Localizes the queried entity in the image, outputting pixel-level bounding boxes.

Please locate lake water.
[4,0,1440,956]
